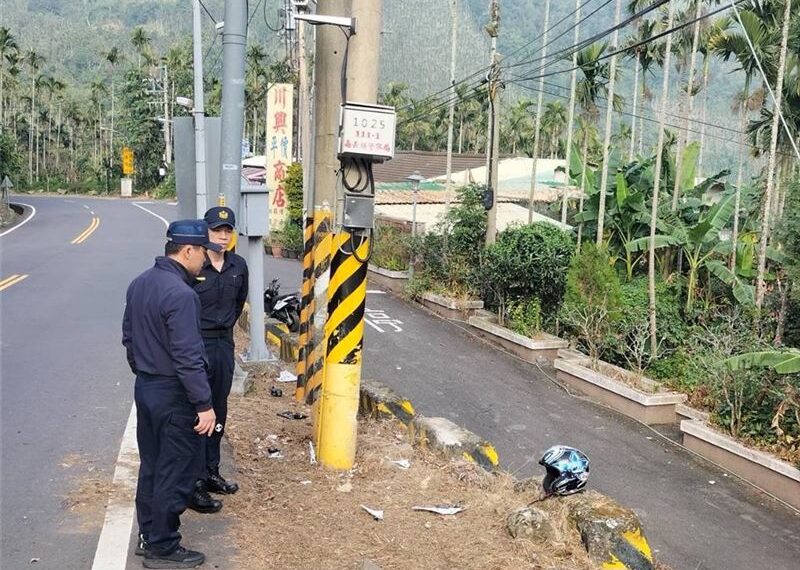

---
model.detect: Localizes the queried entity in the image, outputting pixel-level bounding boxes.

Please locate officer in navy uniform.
[122,219,221,569]
[188,206,248,509]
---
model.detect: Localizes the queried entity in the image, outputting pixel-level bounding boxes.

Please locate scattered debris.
[270,386,283,397]
[299,480,312,485]
[29,558,40,564]
[360,505,384,521]
[278,370,298,383]
[308,441,317,465]
[709,480,716,485]
[267,447,283,459]
[412,504,466,516]
[277,411,308,420]
[337,482,353,493]
[390,459,410,470]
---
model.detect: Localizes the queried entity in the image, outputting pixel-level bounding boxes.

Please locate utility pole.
[315,0,383,470]
[527,0,550,223]
[296,0,348,408]
[219,0,248,215]
[163,63,171,165]
[485,0,500,247]
[444,0,459,213]
[192,0,209,213]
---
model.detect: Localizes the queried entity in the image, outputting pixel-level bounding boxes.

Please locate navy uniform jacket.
[122,256,212,412]
[193,252,248,334]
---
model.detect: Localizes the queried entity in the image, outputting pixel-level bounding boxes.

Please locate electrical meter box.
[338,102,396,162]
[240,184,269,236]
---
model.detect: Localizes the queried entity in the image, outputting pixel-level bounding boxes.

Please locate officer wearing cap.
[122,219,221,568]
[188,206,248,508]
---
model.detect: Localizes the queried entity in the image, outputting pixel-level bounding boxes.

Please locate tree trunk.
[28,76,35,185]
[697,56,710,177]
[638,71,647,156]
[595,0,622,245]
[562,0,582,225]
[527,0,551,224]
[577,129,590,251]
[648,1,676,356]
[755,0,791,309]
[731,78,750,271]
[629,52,640,162]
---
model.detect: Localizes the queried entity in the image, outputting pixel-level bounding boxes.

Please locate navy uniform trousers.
[202,334,235,470]
[135,373,204,556]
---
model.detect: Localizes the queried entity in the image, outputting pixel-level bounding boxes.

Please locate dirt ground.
[223,355,599,569]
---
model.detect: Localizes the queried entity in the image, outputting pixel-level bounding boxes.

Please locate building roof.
[372,150,490,183]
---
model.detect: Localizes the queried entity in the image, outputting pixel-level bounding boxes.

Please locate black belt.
[201,328,232,339]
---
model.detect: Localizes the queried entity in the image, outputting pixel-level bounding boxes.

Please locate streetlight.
[406,170,424,278]
[406,170,424,239]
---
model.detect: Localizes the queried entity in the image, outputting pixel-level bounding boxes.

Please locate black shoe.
[143,545,205,569]
[206,468,239,495]
[188,480,222,514]
[135,533,148,556]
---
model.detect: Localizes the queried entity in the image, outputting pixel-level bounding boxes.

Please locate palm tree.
[24,49,45,185]
[104,47,122,167]
[646,0,676,357]
[574,42,613,249]
[503,98,534,155]
[0,27,18,128]
[245,44,267,155]
[131,27,151,69]
[527,0,551,223]
[90,81,108,168]
[595,0,624,246]
[541,100,567,158]
[696,15,730,177]
[626,17,664,156]
[754,0,792,309]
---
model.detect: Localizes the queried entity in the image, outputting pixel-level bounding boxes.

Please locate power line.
[198,0,218,24]
[248,0,264,28]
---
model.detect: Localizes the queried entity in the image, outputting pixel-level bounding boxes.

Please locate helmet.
[539,445,590,496]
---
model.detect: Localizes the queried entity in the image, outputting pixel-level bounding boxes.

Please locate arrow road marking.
[0,274,29,292]
[71,217,100,244]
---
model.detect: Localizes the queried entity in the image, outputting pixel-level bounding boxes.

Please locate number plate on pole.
[338,102,396,162]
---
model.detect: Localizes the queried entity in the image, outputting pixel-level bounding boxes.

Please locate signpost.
[1,175,13,207]
[265,83,294,233]
[121,147,134,197]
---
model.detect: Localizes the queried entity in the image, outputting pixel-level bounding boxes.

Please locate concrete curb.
[359,379,500,471]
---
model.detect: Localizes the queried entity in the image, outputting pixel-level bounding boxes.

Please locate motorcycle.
[263,278,301,333]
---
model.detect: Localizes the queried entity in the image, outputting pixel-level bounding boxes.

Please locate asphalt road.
[260,251,800,570]
[0,196,170,569]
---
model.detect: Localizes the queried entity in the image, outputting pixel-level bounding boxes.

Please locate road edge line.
[91,403,139,570]
[0,202,37,237]
[132,202,169,227]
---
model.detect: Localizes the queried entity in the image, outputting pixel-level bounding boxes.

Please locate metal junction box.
[338,102,396,162]
[343,194,375,229]
[240,184,269,237]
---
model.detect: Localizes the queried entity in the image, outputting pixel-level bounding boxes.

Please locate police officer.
[122,219,221,569]
[189,206,248,506]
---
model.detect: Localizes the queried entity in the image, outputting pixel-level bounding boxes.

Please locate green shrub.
[478,222,574,320]
[506,297,543,337]
[559,243,623,365]
[284,163,303,226]
[281,219,304,250]
[371,225,411,271]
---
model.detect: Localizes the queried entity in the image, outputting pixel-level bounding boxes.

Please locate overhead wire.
[198,0,218,25]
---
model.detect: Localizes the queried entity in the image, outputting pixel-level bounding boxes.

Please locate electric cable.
[263,0,284,33]
[198,0,218,24]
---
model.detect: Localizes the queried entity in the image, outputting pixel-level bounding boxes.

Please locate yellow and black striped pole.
[299,209,332,404]
[313,230,369,469]
[295,214,315,398]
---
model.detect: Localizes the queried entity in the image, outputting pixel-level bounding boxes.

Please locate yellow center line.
[71,217,100,245]
[0,274,29,292]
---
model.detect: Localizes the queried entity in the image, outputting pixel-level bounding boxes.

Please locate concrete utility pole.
[192,0,209,214]
[444,0,459,212]
[219,0,248,215]
[163,63,171,165]
[295,0,348,407]
[316,0,382,470]
[485,0,500,247]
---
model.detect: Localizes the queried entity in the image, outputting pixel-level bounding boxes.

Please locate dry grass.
[224,363,596,570]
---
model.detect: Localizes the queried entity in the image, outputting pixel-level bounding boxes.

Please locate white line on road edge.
[132,202,169,227]
[91,404,139,570]
[0,203,36,237]
[366,290,386,294]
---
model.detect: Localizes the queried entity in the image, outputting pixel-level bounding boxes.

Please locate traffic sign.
[121,147,135,175]
[0,176,13,190]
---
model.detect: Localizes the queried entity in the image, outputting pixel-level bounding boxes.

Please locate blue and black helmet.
[539,445,590,496]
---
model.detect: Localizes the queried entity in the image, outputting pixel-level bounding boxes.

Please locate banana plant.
[627,188,737,313]
[726,350,800,374]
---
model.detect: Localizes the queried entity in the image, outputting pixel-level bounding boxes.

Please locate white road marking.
[132,202,169,227]
[84,205,90,209]
[364,319,385,333]
[0,203,36,237]
[90,404,139,570]
[366,290,386,294]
